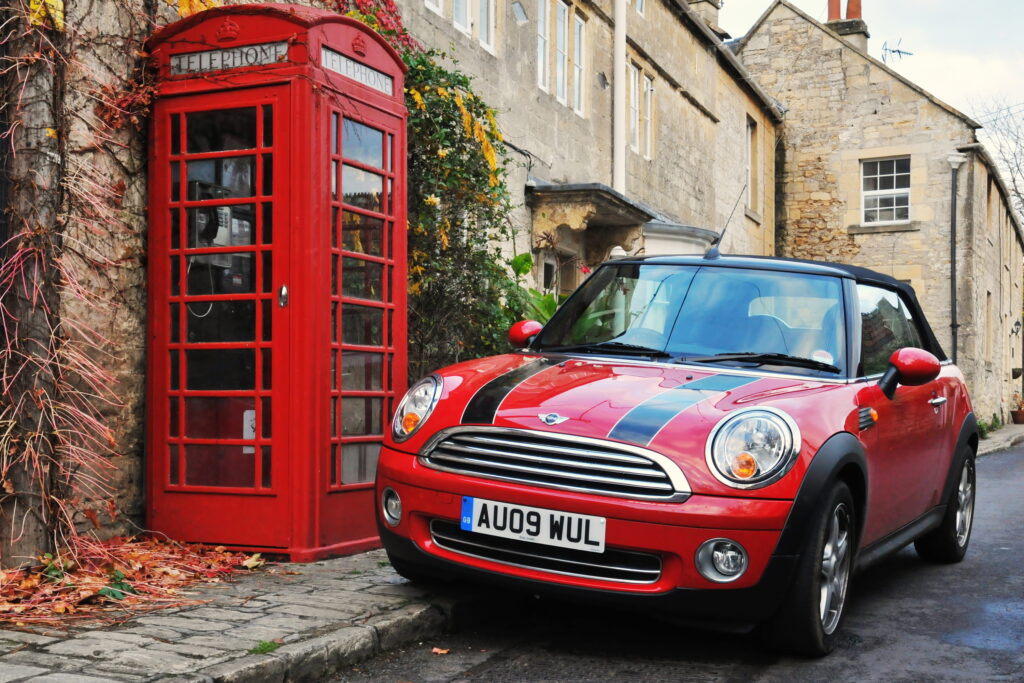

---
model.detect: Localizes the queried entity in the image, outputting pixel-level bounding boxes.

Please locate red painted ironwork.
[146,5,408,561]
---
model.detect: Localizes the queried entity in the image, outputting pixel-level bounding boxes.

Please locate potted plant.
[1011,393,1024,424]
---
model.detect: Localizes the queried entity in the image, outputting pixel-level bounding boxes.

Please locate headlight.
[705,407,801,489]
[392,375,443,441]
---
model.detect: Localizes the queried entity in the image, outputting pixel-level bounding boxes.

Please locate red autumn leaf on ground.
[0,536,264,630]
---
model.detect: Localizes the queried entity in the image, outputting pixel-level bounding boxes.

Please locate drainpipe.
[948,152,967,363]
[613,0,626,192]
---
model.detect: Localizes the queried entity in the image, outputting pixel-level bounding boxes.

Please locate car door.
[856,284,950,544]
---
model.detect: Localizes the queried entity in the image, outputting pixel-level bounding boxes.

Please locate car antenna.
[704,183,747,260]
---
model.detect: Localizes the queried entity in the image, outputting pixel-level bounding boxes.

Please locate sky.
[719,0,1024,126]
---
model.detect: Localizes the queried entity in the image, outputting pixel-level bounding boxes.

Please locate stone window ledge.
[745,207,763,225]
[848,221,920,236]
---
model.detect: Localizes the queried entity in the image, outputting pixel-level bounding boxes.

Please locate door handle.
[278,285,289,308]
[928,397,947,406]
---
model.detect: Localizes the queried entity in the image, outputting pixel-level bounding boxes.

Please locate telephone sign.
[146,5,408,561]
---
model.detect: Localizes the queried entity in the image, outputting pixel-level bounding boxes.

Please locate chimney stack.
[827,0,869,52]
[828,0,840,22]
[688,0,729,31]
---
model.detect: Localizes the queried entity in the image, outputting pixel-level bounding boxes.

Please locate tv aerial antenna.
[882,38,913,64]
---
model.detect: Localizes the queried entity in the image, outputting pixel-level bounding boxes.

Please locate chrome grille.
[420,427,690,501]
[430,519,662,584]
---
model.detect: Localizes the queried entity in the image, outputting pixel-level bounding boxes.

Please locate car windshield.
[535,263,847,376]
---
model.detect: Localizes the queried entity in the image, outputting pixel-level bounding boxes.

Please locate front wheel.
[915,450,975,563]
[764,481,855,657]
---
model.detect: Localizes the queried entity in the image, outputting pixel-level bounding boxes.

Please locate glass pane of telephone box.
[342,397,383,435]
[184,396,256,439]
[187,159,255,199]
[342,305,383,346]
[341,165,383,212]
[341,258,382,300]
[185,349,255,390]
[341,352,383,390]
[341,443,381,484]
[186,256,254,296]
[342,119,384,168]
[186,108,257,152]
[185,301,255,342]
[341,211,383,255]
[187,205,255,249]
[184,444,255,488]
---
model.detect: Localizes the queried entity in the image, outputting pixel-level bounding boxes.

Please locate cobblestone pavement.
[0,549,472,682]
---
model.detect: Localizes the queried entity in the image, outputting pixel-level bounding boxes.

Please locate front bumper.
[377,446,800,625]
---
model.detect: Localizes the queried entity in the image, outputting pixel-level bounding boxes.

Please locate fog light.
[695,538,748,583]
[381,487,402,527]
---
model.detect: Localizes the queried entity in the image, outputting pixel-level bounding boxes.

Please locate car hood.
[417,353,855,497]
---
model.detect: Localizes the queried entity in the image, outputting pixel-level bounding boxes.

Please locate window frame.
[643,75,654,159]
[425,0,443,15]
[629,63,640,152]
[537,0,550,91]
[453,0,471,34]
[478,0,496,51]
[572,13,586,116]
[861,156,911,226]
[555,0,570,104]
[746,116,759,211]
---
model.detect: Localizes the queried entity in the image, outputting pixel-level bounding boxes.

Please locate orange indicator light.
[730,452,758,480]
[402,413,421,433]
[869,408,879,423]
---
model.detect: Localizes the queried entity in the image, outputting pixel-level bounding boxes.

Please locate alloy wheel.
[819,502,851,635]
[955,460,975,547]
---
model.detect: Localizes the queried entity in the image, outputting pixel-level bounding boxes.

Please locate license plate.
[460,497,606,553]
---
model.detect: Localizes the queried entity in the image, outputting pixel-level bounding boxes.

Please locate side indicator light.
[858,406,878,431]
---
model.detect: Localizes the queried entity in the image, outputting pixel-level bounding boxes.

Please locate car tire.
[765,481,855,657]
[914,449,975,564]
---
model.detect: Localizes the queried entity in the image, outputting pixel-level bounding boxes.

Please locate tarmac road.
[339,448,1024,681]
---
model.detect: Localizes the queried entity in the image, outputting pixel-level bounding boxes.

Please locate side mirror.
[878,348,941,399]
[509,320,543,349]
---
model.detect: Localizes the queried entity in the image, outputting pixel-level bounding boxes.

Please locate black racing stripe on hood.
[461,358,559,425]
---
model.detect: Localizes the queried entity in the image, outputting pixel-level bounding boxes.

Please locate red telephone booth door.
[149,85,292,548]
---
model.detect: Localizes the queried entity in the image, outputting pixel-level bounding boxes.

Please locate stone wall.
[738,0,1024,421]
[0,0,151,564]
[394,0,778,271]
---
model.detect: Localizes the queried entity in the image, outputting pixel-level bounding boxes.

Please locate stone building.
[395,0,782,293]
[734,0,1024,421]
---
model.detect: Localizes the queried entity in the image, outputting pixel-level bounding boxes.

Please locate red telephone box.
[145,5,407,560]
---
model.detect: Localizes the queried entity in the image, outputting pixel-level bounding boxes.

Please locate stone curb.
[184,604,448,682]
[977,424,1024,457]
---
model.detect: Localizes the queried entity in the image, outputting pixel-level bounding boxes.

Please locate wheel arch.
[774,431,867,558]
[941,412,978,506]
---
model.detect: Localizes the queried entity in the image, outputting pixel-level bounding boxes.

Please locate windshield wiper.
[547,341,671,357]
[679,352,841,374]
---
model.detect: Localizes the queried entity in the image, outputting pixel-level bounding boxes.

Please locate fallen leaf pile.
[0,535,262,628]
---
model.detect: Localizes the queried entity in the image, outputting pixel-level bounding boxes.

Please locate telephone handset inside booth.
[187,180,253,297]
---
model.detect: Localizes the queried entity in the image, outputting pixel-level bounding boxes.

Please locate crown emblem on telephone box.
[352,34,367,56]
[217,18,241,42]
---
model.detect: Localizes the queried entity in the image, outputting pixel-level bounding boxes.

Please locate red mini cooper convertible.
[376,254,977,656]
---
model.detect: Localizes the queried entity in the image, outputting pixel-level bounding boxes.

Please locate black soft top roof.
[610,254,948,361]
